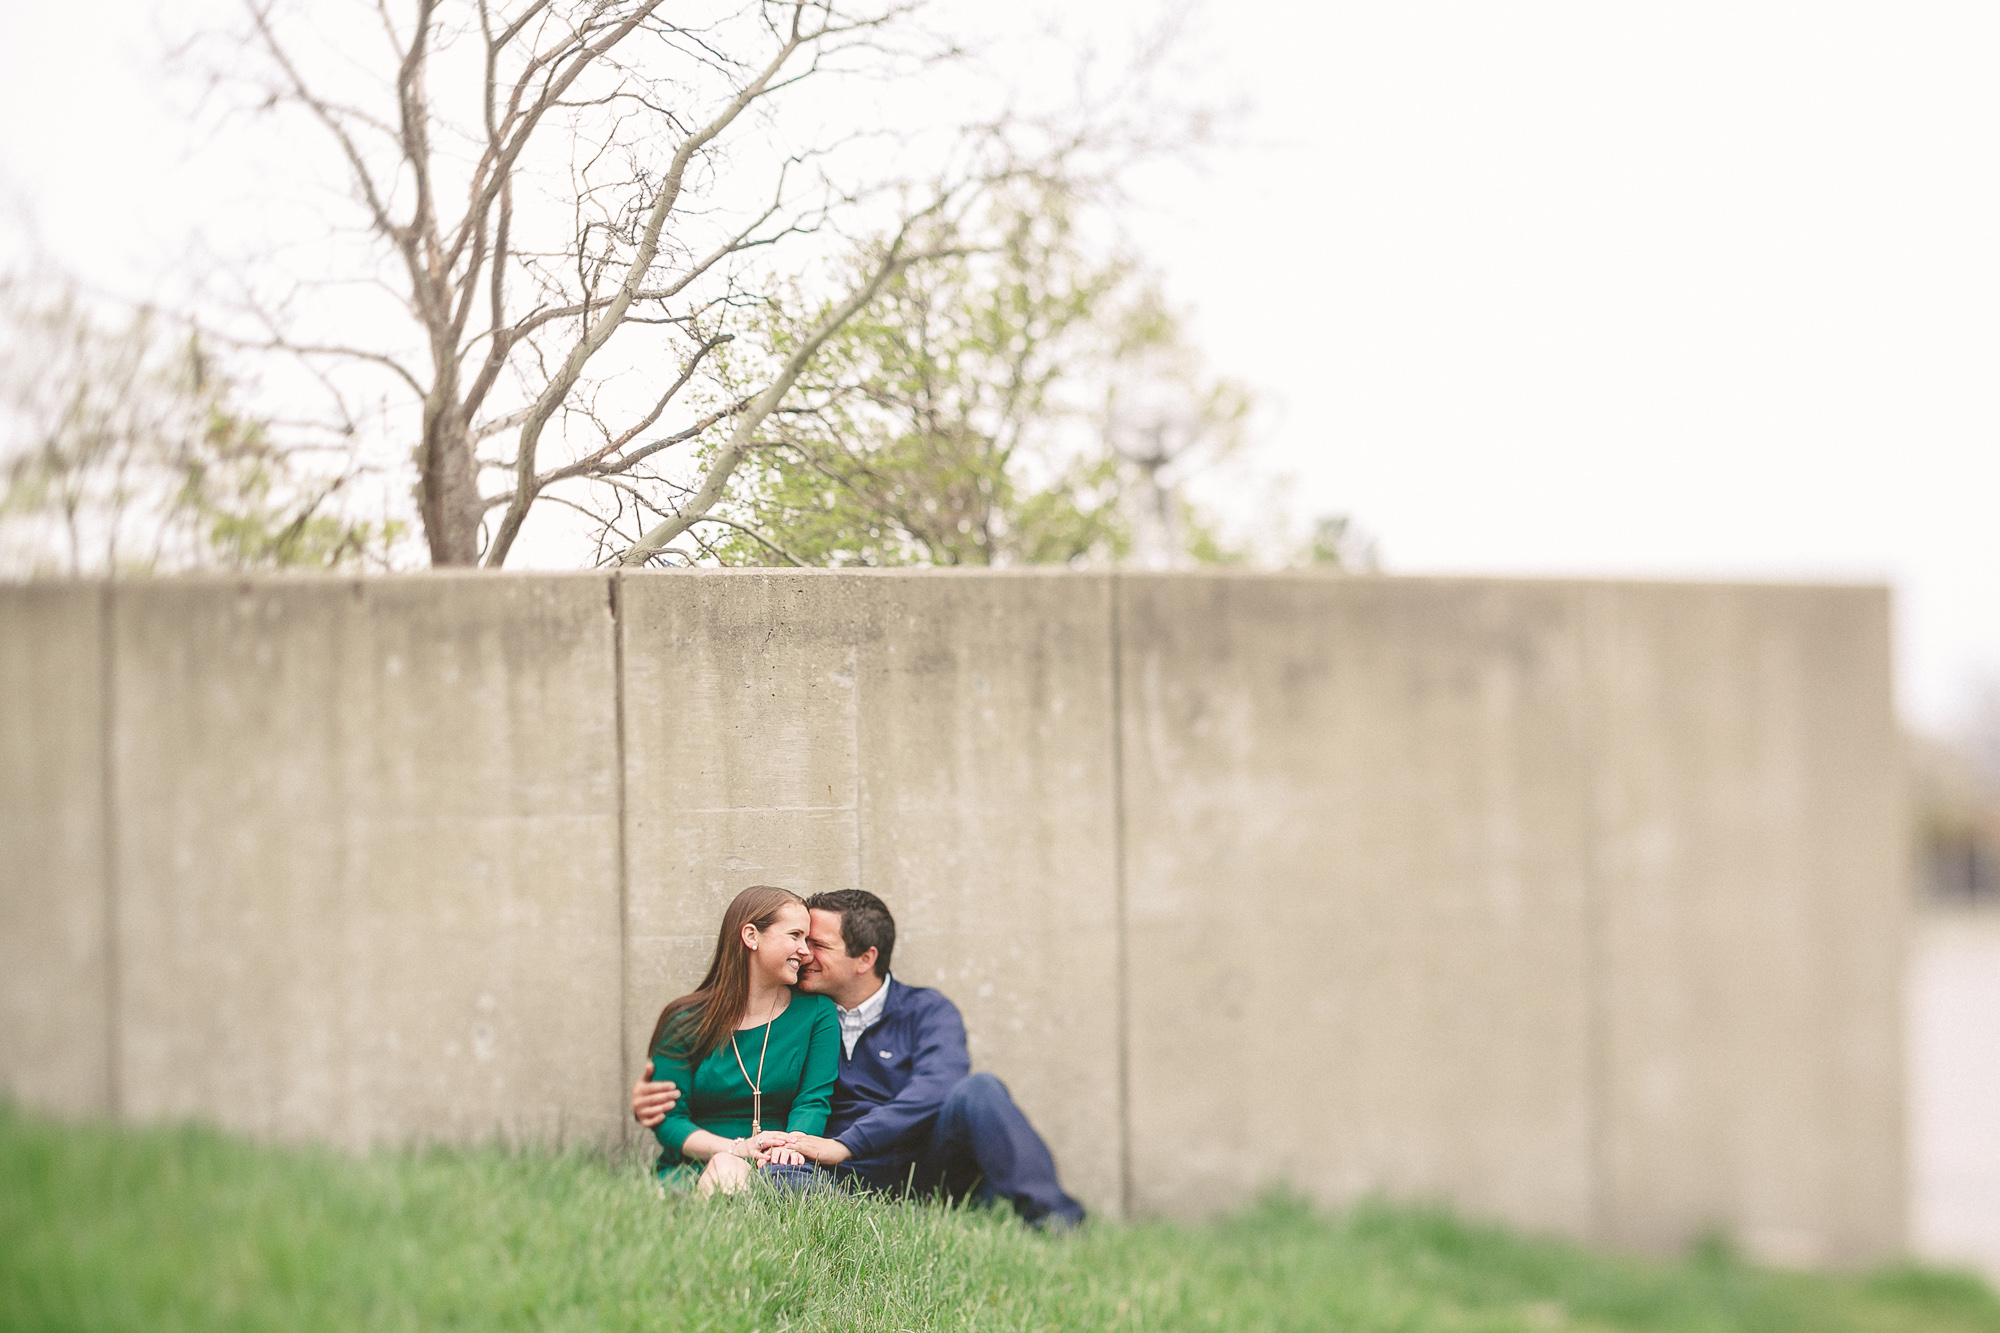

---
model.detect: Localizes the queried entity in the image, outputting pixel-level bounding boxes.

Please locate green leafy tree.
[0,275,400,576]
[704,198,1246,569]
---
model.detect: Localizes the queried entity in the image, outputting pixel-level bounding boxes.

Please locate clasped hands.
[734,1129,828,1167]
[727,1131,798,1166]
[631,1074,851,1167]
[745,1129,850,1166]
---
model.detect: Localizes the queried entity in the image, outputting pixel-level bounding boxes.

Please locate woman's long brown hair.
[649,885,806,1073]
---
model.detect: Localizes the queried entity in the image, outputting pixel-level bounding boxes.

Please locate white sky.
[2,1,1995,730]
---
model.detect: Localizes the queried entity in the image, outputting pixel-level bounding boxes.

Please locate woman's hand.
[748,1131,806,1168]
[697,1151,754,1198]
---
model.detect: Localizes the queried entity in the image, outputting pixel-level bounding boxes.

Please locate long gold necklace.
[730,993,780,1136]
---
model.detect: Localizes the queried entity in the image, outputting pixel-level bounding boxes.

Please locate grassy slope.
[2,1107,1996,1333]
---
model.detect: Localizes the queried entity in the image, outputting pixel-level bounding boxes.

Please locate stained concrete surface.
[1582,584,1905,1264]
[619,570,873,1092]
[1117,575,1598,1235]
[1115,576,1905,1262]
[108,576,626,1149]
[0,583,109,1117]
[849,574,1122,1218]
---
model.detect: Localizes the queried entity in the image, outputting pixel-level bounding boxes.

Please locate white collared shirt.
[834,974,892,1058]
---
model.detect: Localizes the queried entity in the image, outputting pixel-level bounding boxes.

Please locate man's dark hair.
[804,889,895,978]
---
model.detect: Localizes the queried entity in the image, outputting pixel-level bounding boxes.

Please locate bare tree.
[227,0,1154,568]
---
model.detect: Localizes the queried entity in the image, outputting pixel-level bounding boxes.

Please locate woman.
[647,884,841,1195]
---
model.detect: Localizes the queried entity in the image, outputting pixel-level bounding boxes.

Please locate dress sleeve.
[649,1041,701,1157]
[784,999,841,1136]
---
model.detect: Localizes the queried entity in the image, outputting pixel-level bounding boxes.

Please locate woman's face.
[748,902,813,989]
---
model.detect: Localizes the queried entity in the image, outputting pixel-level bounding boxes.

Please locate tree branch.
[617,210,954,567]
[484,9,819,567]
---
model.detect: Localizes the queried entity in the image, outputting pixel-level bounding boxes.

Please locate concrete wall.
[1118,577,1599,1235]
[1581,585,1905,1265]
[0,571,1905,1259]
[0,584,110,1118]
[107,576,626,1149]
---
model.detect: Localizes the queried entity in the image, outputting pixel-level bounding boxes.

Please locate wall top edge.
[1102,569,1894,597]
[0,570,616,592]
[0,568,1894,597]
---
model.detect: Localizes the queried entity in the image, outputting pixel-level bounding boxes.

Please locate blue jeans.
[908,1072,1087,1226]
[758,1160,839,1192]
[772,1074,1087,1226]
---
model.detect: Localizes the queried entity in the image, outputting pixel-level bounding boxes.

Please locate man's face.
[801,908,875,999]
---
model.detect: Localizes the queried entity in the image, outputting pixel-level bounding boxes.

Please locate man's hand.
[769,1132,851,1166]
[630,1072,680,1129]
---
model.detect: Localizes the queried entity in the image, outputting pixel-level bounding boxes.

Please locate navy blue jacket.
[826,979,970,1183]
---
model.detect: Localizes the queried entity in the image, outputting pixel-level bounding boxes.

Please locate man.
[631,888,1086,1228]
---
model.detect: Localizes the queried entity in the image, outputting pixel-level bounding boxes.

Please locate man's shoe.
[1026,1206,1085,1234]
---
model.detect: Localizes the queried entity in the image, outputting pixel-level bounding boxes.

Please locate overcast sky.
[3,1,1994,730]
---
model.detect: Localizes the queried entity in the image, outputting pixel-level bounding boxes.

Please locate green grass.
[3,1106,1996,1332]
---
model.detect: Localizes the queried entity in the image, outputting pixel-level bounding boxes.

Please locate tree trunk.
[417,397,481,566]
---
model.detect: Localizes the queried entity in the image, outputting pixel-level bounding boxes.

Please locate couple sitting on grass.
[629,885,1087,1230]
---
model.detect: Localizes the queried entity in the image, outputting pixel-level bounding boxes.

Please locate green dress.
[649,991,840,1179]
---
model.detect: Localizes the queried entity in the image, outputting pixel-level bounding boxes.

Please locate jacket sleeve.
[784,1000,841,1136]
[833,992,972,1161]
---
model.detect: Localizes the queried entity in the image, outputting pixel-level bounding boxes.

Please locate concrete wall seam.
[1575,583,1612,1244]
[99,584,122,1121]
[611,574,632,1115]
[1109,571,1134,1222]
